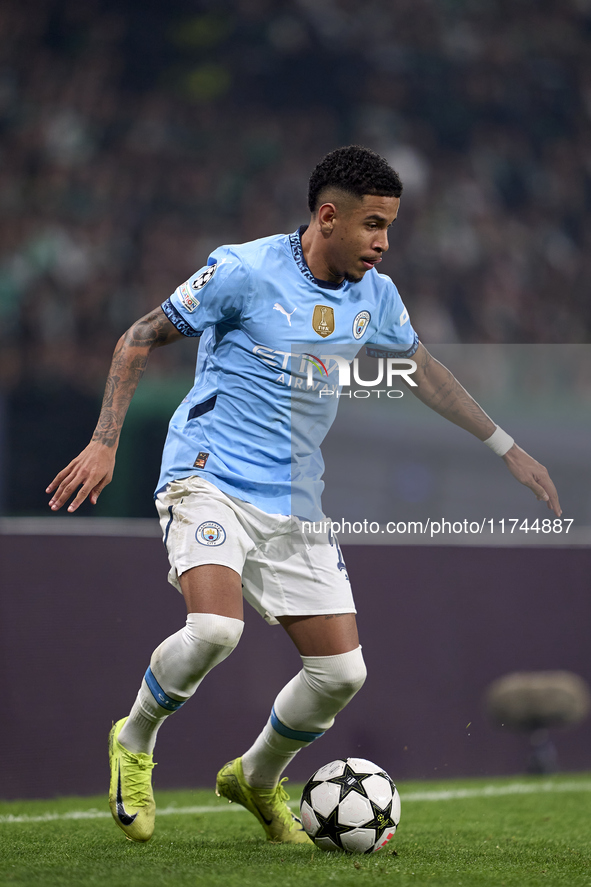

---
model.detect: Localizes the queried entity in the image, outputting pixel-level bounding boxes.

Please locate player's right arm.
[46,307,184,513]
[406,342,562,516]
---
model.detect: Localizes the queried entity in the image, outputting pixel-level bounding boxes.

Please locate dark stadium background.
[0,0,589,796]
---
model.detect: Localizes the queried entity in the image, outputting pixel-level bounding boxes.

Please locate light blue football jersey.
[156,227,418,519]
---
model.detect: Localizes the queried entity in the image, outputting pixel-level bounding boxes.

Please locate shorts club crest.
[196,521,226,546]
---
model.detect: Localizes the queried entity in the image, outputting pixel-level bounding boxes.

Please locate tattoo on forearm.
[91,309,177,447]
[423,370,487,421]
[414,348,493,436]
[92,409,121,447]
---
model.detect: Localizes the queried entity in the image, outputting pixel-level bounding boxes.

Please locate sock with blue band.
[118,612,244,754]
[241,646,366,789]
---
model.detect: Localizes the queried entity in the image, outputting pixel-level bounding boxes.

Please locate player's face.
[327,195,400,284]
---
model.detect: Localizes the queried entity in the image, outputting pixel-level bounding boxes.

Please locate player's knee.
[303,646,367,706]
[184,612,244,650]
[150,613,244,687]
[331,649,367,701]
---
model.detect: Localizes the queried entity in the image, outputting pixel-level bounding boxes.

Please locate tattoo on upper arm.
[126,309,180,349]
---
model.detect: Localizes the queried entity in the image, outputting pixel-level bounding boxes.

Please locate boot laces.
[257,778,294,826]
[121,751,156,808]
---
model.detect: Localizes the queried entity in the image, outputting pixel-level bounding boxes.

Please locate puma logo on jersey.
[273,303,297,326]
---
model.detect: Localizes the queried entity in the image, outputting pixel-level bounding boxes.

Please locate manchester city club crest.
[196,521,226,546]
[352,310,371,340]
[192,264,217,290]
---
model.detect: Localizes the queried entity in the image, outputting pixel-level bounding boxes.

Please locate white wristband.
[483,426,514,456]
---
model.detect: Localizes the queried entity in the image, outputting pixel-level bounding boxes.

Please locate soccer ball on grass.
[300,758,401,853]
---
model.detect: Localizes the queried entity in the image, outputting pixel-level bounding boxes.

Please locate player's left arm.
[406,342,562,516]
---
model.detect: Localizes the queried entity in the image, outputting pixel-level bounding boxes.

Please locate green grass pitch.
[1,774,590,887]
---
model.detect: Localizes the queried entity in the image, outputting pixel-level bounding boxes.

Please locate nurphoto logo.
[250,346,418,397]
[303,354,417,398]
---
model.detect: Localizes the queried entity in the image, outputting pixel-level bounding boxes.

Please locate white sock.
[119,613,244,754]
[241,719,308,789]
[242,646,366,789]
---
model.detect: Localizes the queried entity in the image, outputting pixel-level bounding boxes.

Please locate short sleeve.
[366,276,419,358]
[161,246,251,337]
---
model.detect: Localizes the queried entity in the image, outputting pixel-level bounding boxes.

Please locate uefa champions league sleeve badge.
[192,264,217,290]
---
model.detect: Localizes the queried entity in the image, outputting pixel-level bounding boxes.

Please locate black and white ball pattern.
[300,758,401,854]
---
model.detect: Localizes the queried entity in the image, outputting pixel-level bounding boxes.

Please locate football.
[299,758,401,853]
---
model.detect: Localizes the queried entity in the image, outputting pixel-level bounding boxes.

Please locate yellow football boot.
[108,718,156,842]
[216,757,313,845]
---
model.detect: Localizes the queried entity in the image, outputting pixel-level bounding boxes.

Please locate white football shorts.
[156,476,355,625]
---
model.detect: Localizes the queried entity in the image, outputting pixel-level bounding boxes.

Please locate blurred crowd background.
[1,0,590,514]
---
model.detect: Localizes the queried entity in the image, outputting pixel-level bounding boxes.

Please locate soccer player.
[46,146,561,844]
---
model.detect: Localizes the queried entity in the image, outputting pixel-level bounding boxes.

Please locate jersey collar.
[289,226,345,291]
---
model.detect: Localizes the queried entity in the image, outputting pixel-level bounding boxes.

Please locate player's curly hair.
[308,145,403,212]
